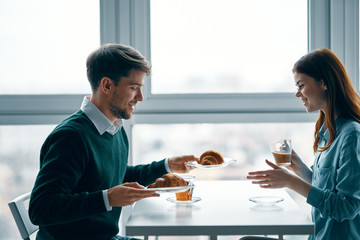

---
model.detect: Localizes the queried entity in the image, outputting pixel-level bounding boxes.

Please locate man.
[29,44,196,240]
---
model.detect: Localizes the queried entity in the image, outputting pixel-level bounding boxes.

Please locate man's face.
[109,69,145,120]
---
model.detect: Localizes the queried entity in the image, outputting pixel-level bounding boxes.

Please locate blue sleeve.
[307,130,360,221]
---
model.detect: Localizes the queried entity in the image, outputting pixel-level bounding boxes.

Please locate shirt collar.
[80,96,123,135]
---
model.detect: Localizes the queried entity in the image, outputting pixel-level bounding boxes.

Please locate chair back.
[8,192,38,240]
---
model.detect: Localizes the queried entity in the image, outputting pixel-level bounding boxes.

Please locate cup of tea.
[175,175,195,201]
[175,185,194,201]
[270,139,292,166]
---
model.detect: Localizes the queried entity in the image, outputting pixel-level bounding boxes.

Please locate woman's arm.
[308,130,360,221]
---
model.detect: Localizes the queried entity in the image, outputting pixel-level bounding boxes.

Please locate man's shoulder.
[48,110,95,139]
[56,110,91,129]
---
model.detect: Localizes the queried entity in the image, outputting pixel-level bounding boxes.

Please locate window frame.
[0,0,358,128]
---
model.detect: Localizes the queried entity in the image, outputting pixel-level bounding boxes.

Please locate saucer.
[166,196,201,205]
[249,196,284,206]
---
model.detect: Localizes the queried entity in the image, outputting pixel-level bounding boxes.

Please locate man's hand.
[168,155,197,173]
[107,182,159,207]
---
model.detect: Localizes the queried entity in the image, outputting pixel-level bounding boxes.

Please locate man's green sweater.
[29,110,167,240]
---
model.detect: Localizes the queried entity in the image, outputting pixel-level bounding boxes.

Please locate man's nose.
[137,89,144,101]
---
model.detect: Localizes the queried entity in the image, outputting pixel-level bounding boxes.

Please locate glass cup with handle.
[270,139,292,166]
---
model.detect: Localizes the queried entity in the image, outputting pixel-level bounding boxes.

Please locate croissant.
[198,150,224,165]
[148,173,188,188]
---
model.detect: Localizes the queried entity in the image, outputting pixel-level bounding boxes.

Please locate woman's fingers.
[265,159,280,169]
[247,174,267,180]
[248,170,269,175]
[251,179,269,184]
[247,160,291,189]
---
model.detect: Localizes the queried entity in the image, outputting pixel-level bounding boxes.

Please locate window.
[0,0,99,94]
[0,0,99,238]
[0,125,55,239]
[150,0,307,94]
[0,0,358,238]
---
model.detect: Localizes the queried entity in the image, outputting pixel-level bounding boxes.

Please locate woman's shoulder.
[338,118,360,135]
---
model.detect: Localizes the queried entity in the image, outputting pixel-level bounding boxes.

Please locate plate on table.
[146,185,192,193]
[249,196,284,206]
[186,158,236,169]
[166,196,201,205]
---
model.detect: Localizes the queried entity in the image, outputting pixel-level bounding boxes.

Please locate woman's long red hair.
[293,48,360,153]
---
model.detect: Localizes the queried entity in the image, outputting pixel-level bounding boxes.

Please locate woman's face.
[294,72,328,113]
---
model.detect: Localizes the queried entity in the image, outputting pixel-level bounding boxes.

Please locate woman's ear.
[320,79,328,91]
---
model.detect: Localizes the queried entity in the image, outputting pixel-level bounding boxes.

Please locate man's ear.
[100,77,112,94]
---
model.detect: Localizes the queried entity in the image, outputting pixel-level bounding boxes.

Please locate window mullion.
[308,0,330,51]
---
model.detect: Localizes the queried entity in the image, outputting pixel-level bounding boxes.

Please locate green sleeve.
[124,159,168,186]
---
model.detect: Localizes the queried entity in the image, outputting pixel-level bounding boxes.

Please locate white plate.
[249,196,284,206]
[166,196,201,205]
[146,185,192,193]
[186,158,236,169]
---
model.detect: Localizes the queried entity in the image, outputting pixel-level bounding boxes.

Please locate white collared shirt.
[80,96,123,136]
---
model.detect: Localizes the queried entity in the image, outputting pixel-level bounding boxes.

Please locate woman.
[247,48,360,239]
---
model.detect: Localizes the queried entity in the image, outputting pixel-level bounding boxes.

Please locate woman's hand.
[247,159,293,189]
[287,149,313,183]
[286,149,302,172]
[247,159,312,197]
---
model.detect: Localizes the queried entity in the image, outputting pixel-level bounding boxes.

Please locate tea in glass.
[270,139,292,166]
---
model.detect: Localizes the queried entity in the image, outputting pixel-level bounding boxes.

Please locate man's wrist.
[102,189,112,211]
[165,157,172,173]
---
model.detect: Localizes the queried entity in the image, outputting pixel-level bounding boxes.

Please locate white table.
[125,180,314,240]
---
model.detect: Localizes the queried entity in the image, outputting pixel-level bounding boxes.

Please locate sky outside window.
[150,0,307,94]
[0,0,99,94]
